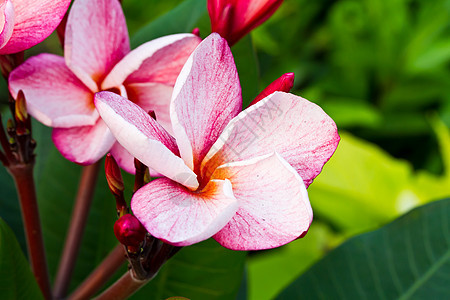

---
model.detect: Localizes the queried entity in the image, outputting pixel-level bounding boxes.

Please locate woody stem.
[53,161,101,299]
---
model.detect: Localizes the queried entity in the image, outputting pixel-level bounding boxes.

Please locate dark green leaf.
[0,218,44,299]
[276,199,450,299]
[232,36,260,108]
[35,145,119,291]
[132,239,246,300]
[130,0,206,48]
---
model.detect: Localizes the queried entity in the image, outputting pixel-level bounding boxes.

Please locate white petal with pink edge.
[212,152,312,250]
[202,91,340,188]
[0,0,14,49]
[131,177,238,246]
[0,0,70,54]
[102,34,201,89]
[94,91,198,189]
[9,54,97,128]
[109,142,162,177]
[52,118,116,165]
[64,0,129,92]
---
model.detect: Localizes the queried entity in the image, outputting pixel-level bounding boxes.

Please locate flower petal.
[94,91,198,189]
[102,33,201,89]
[109,142,162,177]
[0,0,14,49]
[202,91,340,188]
[65,0,129,92]
[52,118,116,165]
[212,152,312,250]
[171,33,242,172]
[8,53,97,128]
[125,82,174,134]
[0,0,70,54]
[131,177,238,246]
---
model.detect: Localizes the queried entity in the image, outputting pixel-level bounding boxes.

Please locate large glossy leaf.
[308,132,450,235]
[130,0,206,48]
[248,222,341,300]
[35,143,119,290]
[0,218,44,299]
[276,198,450,299]
[132,239,247,299]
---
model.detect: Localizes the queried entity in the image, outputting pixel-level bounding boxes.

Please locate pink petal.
[109,142,162,177]
[125,82,174,135]
[0,0,14,49]
[202,92,340,188]
[131,177,238,246]
[52,118,116,165]
[250,72,294,106]
[102,34,201,89]
[8,53,97,128]
[171,33,242,172]
[94,91,199,189]
[0,0,70,54]
[212,152,312,250]
[65,0,129,92]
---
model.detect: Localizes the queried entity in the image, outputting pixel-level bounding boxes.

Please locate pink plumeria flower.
[0,0,70,54]
[8,0,201,171]
[208,0,282,46]
[95,33,339,250]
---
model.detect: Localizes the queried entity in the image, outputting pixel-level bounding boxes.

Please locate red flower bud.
[105,153,124,196]
[114,214,147,250]
[250,72,294,106]
[208,0,283,46]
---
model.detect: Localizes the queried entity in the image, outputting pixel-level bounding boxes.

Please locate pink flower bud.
[208,0,283,46]
[250,72,294,106]
[15,90,28,123]
[114,214,147,249]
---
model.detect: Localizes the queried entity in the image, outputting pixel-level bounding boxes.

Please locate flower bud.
[208,0,283,46]
[15,90,28,123]
[192,27,200,37]
[105,153,124,196]
[250,72,294,106]
[114,214,147,252]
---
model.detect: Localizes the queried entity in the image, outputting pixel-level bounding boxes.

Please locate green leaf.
[0,218,44,299]
[308,132,450,235]
[232,36,260,108]
[35,144,118,291]
[276,198,450,299]
[130,0,206,48]
[247,222,341,300]
[132,239,246,300]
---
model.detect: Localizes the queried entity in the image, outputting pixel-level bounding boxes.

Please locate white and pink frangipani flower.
[0,0,70,54]
[94,33,340,250]
[8,0,201,171]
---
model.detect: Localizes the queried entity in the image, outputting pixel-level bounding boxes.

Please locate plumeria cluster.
[0,0,339,298]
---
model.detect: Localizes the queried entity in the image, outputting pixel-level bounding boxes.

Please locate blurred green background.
[1,0,449,299]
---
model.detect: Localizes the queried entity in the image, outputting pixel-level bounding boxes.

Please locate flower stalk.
[68,245,126,300]
[53,161,102,299]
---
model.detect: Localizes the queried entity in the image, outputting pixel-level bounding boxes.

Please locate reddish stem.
[8,164,52,300]
[68,245,126,300]
[95,271,147,300]
[53,162,101,299]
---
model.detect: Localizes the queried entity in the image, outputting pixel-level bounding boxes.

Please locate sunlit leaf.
[276,198,450,299]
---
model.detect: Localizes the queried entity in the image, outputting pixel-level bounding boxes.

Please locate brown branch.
[53,161,101,299]
[8,163,52,300]
[68,245,126,300]
[95,271,147,300]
